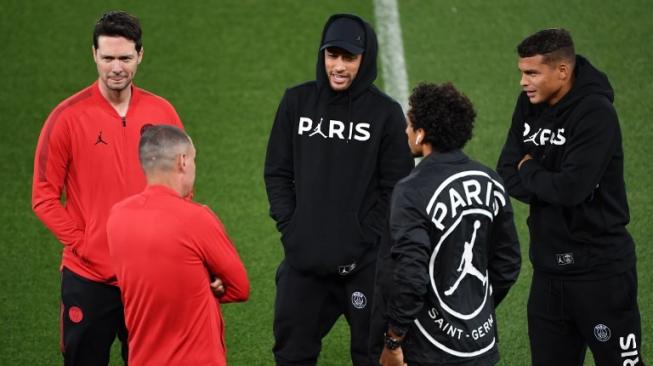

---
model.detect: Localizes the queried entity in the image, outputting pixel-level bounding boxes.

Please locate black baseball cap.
[320,17,365,55]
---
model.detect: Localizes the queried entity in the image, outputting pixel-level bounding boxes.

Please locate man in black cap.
[264,13,413,366]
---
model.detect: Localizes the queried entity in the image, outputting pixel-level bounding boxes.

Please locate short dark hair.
[408,82,476,152]
[139,125,191,173]
[93,11,142,52]
[517,28,575,66]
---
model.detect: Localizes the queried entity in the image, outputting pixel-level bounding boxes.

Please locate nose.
[519,73,528,88]
[333,57,346,72]
[111,59,122,74]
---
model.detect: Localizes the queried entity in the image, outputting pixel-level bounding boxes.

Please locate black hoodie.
[264,14,413,276]
[497,55,635,279]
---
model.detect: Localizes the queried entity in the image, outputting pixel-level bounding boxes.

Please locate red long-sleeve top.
[32,81,182,284]
[107,184,250,366]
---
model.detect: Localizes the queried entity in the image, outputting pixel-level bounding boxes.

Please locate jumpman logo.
[309,118,328,138]
[444,220,487,296]
[95,131,108,145]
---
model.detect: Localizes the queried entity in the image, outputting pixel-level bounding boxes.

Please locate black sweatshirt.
[497,55,635,280]
[387,150,520,363]
[264,14,413,276]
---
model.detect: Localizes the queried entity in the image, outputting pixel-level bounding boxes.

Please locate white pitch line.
[373,0,409,112]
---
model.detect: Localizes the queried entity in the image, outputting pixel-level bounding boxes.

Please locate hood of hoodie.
[552,54,614,114]
[316,14,378,102]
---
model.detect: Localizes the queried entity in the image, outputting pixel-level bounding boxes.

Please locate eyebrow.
[100,54,135,59]
[518,65,539,73]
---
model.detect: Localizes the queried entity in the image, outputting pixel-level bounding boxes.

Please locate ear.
[415,128,426,145]
[558,61,571,81]
[137,46,144,65]
[92,45,98,62]
[176,153,187,172]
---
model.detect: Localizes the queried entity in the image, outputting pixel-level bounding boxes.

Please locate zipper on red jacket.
[122,116,126,127]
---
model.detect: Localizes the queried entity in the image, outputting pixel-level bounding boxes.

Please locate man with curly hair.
[497,28,644,365]
[378,82,521,366]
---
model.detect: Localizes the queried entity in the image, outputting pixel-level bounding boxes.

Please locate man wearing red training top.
[31,11,183,365]
[107,125,250,366]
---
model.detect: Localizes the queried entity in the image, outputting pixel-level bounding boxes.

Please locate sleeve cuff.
[518,158,540,183]
[387,320,409,337]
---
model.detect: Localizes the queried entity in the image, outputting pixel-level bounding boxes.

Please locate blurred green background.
[1,0,650,364]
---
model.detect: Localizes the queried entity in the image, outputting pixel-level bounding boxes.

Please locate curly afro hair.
[407,82,476,152]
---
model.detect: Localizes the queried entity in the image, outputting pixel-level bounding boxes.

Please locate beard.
[104,74,132,92]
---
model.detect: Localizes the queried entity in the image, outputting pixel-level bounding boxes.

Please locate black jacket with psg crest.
[497,55,635,280]
[263,14,413,276]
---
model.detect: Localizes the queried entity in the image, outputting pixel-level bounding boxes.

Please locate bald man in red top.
[107,125,249,366]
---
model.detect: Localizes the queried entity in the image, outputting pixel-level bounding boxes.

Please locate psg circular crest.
[68,306,84,323]
[351,291,367,309]
[594,324,611,342]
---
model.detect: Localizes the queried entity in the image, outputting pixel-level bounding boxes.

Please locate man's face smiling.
[93,35,142,93]
[324,47,362,92]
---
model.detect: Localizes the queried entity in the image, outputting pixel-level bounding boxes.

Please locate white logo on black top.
[594,324,611,342]
[298,116,370,141]
[412,170,508,358]
[445,221,487,296]
[338,262,356,275]
[522,122,566,146]
[351,291,367,309]
[556,252,574,266]
[309,118,328,138]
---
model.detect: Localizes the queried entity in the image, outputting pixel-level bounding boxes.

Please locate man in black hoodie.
[264,14,413,366]
[497,29,644,365]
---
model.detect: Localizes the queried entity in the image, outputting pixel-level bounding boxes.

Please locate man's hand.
[518,153,533,170]
[379,347,406,366]
[210,277,225,297]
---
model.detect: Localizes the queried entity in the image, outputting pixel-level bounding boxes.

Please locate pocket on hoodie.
[528,207,591,272]
[281,209,367,274]
[564,199,606,242]
[280,212,299,239]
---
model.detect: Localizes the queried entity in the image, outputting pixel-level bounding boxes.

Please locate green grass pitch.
[0,1,650,364]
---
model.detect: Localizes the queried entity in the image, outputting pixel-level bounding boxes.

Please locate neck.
[98,80,132,115]
[548,76,575,106]
[421,143,434,158]
[146,174,185,197]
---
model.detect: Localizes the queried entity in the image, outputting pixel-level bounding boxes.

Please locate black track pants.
[61,267,128,366]
[528,267,644,366]
[273,260,376,366]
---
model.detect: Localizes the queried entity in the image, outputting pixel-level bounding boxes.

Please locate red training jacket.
[107,184,250,366]
[32,81,183,284]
